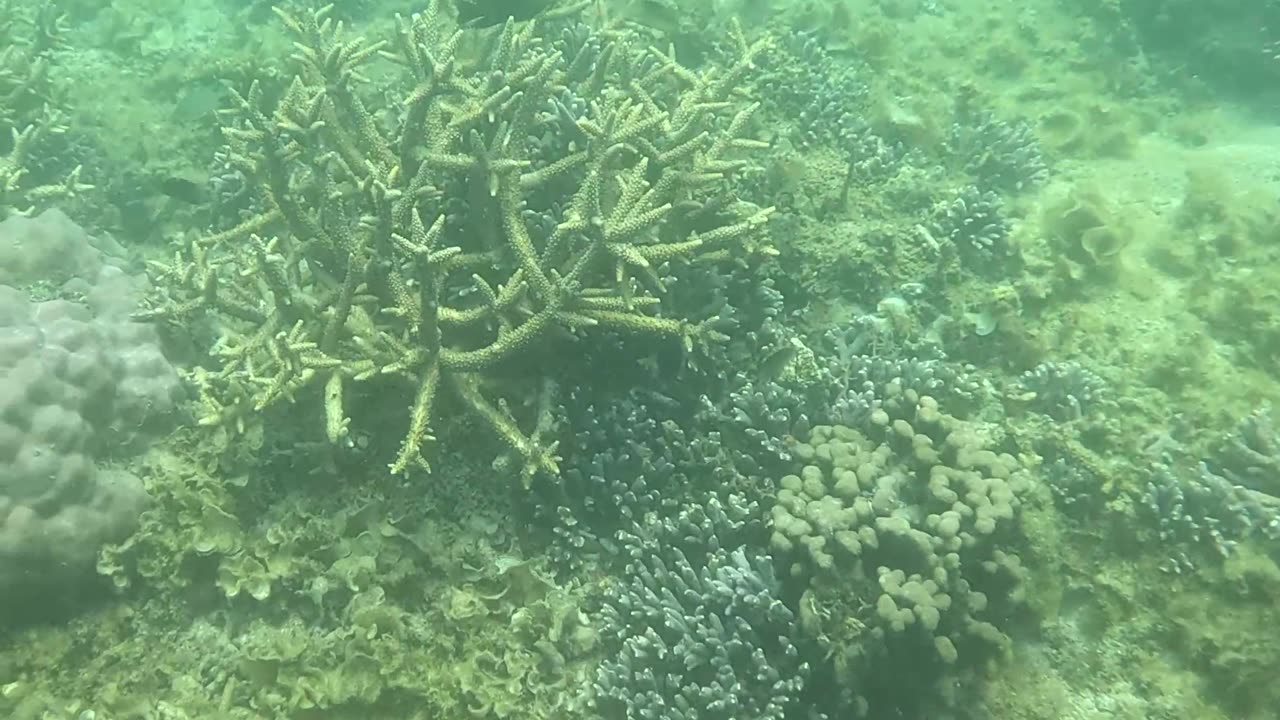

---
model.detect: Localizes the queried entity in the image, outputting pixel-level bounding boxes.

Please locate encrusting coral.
[139,1,774,481]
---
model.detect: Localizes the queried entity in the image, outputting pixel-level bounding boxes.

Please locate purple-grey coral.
[1214,405,1280,497]
[1139,409,1280,573]
[755,31,869,150]
[1018,360,1112,422]
[0,211,183,598]
[947,102,1048,194]
[592,494,811,720]
[929,184,1014,275]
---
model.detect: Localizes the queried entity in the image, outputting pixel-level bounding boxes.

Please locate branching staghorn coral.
[0,0,89,218]
[140,2,773,481]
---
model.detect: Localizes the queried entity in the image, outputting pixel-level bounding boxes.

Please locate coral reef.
[139,2,774,481]
[5,1,1280,719]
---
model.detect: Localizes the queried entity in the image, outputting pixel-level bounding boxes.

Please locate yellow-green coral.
[0,0,91,218]
[140,2,773,480]
[72,433,595,719]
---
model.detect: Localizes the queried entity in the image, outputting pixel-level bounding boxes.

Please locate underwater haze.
[1,0,1278,717]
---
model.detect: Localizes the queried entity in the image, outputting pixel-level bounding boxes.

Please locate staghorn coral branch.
[145,2,775,480]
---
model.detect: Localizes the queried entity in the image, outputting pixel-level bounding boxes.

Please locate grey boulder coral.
[0,210,183,598]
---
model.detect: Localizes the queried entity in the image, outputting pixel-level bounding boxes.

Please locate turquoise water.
[1,0,1277,718]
